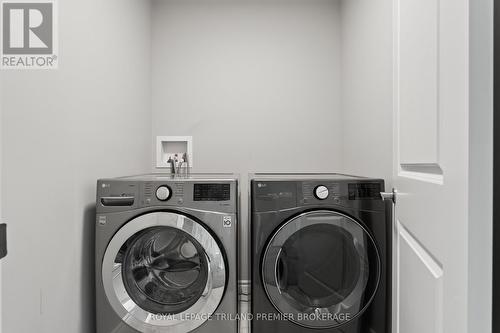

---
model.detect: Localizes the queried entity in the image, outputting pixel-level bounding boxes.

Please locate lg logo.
[1,0,57,69]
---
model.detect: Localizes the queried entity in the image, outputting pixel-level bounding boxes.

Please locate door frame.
[493,0,500,329]
[469,0,494,332]
[0,63,2,333]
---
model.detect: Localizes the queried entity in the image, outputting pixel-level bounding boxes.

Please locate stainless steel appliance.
[96,174,238,333]
[250,174,391,333]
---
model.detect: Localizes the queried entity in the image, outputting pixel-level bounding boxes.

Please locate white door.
[392,0,491,333]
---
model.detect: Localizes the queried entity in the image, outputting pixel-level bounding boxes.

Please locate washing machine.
[95,174,238,333]
[250,174,391,333]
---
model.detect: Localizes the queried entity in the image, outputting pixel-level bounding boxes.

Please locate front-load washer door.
[102,212,226,333]
[262,210,380,329]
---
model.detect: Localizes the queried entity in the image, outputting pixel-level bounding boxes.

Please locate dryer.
[250,174,391,333]
[96,174,238,333]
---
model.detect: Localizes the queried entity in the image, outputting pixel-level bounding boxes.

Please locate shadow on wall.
[81,203,96,333]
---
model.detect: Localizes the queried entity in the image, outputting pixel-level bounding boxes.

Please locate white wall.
[0,0,151,332]
[339,0,394,186]
[151,0,344,279]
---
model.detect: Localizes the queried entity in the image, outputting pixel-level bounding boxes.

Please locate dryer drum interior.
[262,210,381,329]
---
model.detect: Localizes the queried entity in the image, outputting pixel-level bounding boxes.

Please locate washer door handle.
[100,196,135,206]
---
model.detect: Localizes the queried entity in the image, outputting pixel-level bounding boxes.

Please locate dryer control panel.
[301,181,381,205]
[348,182,382,200]
[251,175,385,213]
[302,181,341,204]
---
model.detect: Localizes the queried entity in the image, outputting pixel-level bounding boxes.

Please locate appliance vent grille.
[144,183,153,196]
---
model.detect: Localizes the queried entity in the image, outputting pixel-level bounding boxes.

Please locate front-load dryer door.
[102,212,226,333]
[262,210,380,329]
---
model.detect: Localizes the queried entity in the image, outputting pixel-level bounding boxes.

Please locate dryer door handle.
[275,250,288,291]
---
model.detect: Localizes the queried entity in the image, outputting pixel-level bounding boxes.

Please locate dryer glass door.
[262,210,380,329]
[102,212,226,333]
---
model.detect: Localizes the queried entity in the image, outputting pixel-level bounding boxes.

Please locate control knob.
[314,185,329,200]
[156,186,171,201]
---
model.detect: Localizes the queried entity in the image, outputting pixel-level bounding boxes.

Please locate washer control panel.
[141,181,234,209]
[97,176,238,214]
[194,183,230,201]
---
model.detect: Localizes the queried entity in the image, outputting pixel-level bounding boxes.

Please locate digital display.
[348,183,381,200]
[194,183,230,201]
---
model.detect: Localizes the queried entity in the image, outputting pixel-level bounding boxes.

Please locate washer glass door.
[120,226,209,315]
[262,210,380,329]
[102,212,226,333]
